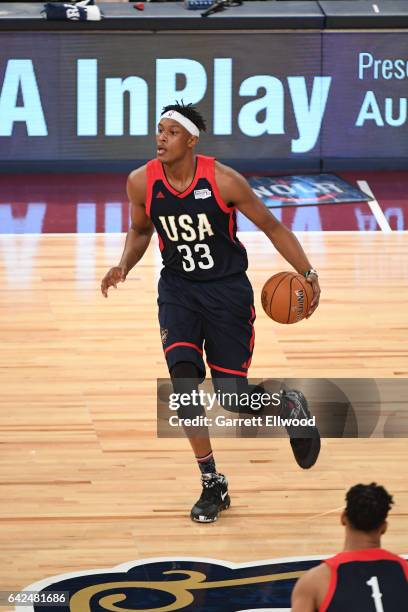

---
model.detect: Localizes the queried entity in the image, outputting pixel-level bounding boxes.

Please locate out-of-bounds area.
[0,171,406,233]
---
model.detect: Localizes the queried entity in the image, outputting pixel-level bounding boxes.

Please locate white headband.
[160,110,200,137]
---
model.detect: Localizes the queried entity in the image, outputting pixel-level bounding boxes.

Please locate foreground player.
[291,483,408,611]
[101,103,321,522]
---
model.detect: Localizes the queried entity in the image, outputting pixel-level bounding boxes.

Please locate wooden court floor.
[1,231,408,596]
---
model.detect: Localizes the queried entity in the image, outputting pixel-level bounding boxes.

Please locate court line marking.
[357,180,392,233]
[1,230,403,240]
[1,230,400,239]
[300,505,344,522]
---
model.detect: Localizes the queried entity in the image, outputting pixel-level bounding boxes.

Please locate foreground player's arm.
[291,563,331,612]
[216,163,320,316]
[291,571,318,612]
[101,167,154,297]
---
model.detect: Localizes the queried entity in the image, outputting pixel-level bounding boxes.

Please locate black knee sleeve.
[170,361,204,420]
[210,374,252,414]
[211,373,275,415]
[171,361,201,382]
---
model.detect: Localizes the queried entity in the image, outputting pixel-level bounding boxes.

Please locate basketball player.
[291,483,408,611]
[101,102,321,522]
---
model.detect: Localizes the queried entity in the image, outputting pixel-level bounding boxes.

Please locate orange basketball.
[261,272,313,324]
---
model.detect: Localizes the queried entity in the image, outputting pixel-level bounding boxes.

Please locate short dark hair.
[345,483,394,532]
[161,101,206,132]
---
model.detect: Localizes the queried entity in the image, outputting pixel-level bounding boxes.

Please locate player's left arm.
[215,163,320,317]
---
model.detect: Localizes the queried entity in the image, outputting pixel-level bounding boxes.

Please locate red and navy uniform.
[146,154,255,379]
[320,548,408,611]
[146,154,247,280]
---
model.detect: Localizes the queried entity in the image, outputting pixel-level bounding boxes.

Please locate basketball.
[261,272,313,324]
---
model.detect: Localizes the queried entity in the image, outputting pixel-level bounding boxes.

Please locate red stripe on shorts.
[164,342,203,355]
[207,362,247,377]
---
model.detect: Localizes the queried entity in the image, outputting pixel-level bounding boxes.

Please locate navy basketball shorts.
[158,268,256,380]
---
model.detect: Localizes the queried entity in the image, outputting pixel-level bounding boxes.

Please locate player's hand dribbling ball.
[261,272,314,324]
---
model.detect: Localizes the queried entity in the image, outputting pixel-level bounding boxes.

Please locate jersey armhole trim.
[397,556,408,580]
[145,160,155,218]
[209,158,234,215]
[319,562,337,612]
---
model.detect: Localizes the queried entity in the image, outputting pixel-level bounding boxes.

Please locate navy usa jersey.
[146,155,248,280]
[320,549,408,611]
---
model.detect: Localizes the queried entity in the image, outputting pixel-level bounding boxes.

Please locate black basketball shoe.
[280,389,321,469]
[190,473,230,523]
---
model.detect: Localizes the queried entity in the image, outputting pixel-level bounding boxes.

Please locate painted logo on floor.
[248,174,372,207]
[17,555,325,611]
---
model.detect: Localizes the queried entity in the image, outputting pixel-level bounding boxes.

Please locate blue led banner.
[0,32,407,162]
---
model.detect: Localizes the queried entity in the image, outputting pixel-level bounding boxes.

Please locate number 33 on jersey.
[146,155,248,280]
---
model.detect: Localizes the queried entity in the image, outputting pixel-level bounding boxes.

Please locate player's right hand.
[101,266,127,298]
